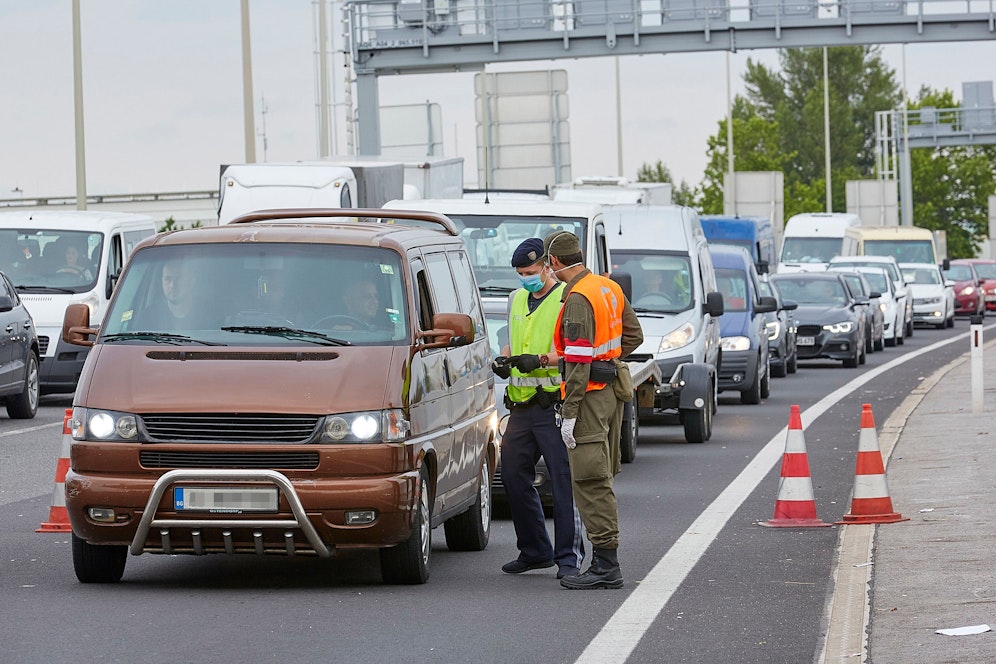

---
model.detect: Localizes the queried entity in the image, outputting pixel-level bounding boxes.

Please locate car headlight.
[720,336,751,351]
[823,321,854,334]
[658,323,695,353]
[879,302,888,313]
[71,408,138,442]
[765,320,781,341]
[319,409,410,443]
[960,286,976,296]
[923,296,942,305]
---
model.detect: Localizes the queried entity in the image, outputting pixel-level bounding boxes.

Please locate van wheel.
[681,389,712,443]
[620,398,638,464]
[444,457,492,552]
[741,358,762,405]
[6,352,39,419]
[874,334,885,352]
[72,533,127,583]
[381,465,431,584]
[759,362,771,399]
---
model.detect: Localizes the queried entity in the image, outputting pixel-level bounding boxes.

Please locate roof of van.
[383,198,602,219]
[843,225,935,238]
[602,205,701,251]
[221,162,355,187]
[783,212,862,234]
[708,243,754,269]
[0,210,157,230]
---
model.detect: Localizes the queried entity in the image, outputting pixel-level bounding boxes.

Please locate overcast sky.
[1,1,994,200]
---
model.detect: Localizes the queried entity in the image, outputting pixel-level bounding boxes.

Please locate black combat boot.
[560,547,623,589]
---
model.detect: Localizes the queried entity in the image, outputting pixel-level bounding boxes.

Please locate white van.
[605,205,724,443]
[777,212,862,273]
[0,210,158,393]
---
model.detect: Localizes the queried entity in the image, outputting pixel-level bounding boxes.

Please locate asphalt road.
[0,320,979,663]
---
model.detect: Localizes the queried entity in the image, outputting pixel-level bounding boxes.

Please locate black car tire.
[381,465,432,584]
[787,350,798,374]
[740,357,762,405]
[6,352,39,419]
[760,361,771,399]
[444,457,492,552]
[771,357,787,378]
[72,533,127,583]
[620,398,638,464]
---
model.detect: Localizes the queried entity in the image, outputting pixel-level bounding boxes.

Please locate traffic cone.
[836,404,909,525]
[761,405,831,528]
[37,408,74,533]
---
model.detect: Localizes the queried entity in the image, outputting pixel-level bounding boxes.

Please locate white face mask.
[552,261,582,275]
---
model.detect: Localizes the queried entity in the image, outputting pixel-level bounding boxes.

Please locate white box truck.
[550,176,673,205]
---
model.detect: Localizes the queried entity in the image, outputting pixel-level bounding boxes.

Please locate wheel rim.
[418,474,431,566]
[27,357,39,411]
[478,463,491,533]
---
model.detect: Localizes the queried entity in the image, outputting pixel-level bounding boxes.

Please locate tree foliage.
[635,160,695,206]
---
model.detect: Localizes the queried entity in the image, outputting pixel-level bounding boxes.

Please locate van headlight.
[658,323,695,353]
[72,408,138,441]
[823,321,854,334]
[720,336,751,351]
[320,409,410,443]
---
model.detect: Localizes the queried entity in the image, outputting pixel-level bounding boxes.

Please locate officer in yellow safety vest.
[545,229,643,590]
[491,237,585,581]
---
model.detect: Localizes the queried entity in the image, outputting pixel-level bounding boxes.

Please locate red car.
[955,259,996,312]
[942,261,985,316]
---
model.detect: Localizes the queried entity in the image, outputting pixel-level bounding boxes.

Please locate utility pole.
[72,0,88,210]
[258,95,269,162]
[823,47,832,213]
[241,0,257,163]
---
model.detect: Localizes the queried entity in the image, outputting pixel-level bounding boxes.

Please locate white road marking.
[576,329,982,664]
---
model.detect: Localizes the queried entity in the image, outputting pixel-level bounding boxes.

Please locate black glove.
[511,354,542,374]
[491,356,512,379]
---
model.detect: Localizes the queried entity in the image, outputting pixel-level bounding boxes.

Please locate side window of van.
[424,251,461,320]
[449,250,485,336]
[411,257,434,331]
[594,223,608,276]
[124,230,152,257]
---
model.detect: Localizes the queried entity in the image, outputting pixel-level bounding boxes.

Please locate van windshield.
[865,239,934,264]
[612,250,693,313]
[101,243,409,346]
[441,214,587,293]
[0,228,103,293]
[779,237,842,264]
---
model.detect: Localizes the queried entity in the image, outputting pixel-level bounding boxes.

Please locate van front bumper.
[66,459,420,557]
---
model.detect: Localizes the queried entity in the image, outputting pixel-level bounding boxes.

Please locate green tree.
[635,160,695,206]
[908,88,996,258]
[698,46,901,215]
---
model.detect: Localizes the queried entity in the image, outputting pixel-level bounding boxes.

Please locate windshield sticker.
[121,310,133,322]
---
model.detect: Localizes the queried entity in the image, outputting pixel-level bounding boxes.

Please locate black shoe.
[556,566,580,580]
[560,550,623,589]
[502,558,555,574]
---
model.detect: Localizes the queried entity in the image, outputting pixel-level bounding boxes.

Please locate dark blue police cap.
[510,237,545,268]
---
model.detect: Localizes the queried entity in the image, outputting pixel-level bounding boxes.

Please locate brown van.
[62,209,498,584]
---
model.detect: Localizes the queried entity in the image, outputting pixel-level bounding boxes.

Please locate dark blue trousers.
[501,402,585,570]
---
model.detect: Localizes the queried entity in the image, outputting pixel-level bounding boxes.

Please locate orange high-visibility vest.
[554,273,624,394]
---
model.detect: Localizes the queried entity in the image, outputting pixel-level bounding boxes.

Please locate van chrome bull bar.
[130,468,331,558]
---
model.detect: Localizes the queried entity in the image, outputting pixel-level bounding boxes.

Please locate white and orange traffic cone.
[836,404,909,525]
[37,408,73,533]
[761,405,831,528]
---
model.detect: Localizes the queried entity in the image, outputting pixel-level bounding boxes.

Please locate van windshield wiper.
[632,307,672,316]
[101,332,225,346]
[15,285,77,294]
[479,286,515,295]
[220,325,351,346]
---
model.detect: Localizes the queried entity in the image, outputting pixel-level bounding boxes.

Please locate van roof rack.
[227,208,458,236]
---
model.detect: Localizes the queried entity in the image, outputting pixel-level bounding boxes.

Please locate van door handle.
[4,325,13,333]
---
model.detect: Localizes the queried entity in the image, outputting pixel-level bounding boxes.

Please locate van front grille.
[141,413,321,443]
[139,451,320,469]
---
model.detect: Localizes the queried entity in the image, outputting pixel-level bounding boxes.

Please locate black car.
[827,268,886,353]
[0,270,40,418]
[758,278,798,377]
[770,272,867,368]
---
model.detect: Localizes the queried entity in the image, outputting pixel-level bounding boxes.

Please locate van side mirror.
[417,312,475,350]
[0,295,12,313]
[941,258,950,271]
[705,291,724,317]
[757,260,769,275]
[610,271,633,302]
[781,299,798,311]
[755,295,778,314]
[868,291,882,299]
[63,303,97,348]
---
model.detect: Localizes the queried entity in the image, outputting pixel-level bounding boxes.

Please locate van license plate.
[174,487,278,512]
[797,336,816,346]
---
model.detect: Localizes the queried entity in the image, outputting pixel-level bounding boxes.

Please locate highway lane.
[0,321,984,663]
